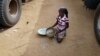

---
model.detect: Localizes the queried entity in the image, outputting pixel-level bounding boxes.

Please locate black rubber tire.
[83,0,100,9]
[0,0,21,27]
[94,4,100,44]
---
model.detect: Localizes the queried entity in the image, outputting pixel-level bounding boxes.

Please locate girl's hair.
[59,8,68,18]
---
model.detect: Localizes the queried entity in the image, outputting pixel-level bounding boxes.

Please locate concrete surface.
[0,0,100,56]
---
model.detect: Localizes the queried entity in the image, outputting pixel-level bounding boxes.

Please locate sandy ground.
[0,0,100,56]
[0,0,44,56]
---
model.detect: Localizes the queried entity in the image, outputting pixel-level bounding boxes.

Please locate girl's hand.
[49,25,55,28]
[50,26,53,28]
[57,29,62,33]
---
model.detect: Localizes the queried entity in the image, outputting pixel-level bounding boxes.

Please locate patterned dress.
[55,14,69,38]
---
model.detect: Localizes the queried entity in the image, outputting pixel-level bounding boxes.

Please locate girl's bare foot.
[56,37,64,43]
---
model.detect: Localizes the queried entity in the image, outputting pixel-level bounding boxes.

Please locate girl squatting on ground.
[51,8,69,43]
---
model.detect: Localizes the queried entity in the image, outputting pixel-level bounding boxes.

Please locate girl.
[51,8,69,43]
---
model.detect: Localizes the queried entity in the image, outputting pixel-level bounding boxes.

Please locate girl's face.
[59,11,64,17]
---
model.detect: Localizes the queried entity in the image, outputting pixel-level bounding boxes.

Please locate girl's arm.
[51,20,58,27]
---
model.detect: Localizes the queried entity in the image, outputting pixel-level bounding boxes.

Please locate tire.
[94,4,100,44]
[83,0,100,9]
[0,0,22,27]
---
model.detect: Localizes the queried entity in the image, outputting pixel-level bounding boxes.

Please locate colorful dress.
[55,14,69,38]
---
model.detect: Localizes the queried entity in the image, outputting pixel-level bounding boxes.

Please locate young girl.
[51,8,69,43]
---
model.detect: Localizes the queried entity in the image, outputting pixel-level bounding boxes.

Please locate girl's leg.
[54,28,64,43]
[56,37,64,43]
[56,32,64,43]
[57,30,68,43]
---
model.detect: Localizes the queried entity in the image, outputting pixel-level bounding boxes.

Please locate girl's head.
[59,8,68,18]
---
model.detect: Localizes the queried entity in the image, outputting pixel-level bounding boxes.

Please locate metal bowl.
[46,28,56,37]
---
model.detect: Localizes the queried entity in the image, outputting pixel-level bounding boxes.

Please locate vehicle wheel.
[94,4,100,44]
[83,0,100,9]
[0,0,22,27]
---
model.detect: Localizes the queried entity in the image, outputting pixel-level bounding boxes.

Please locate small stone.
[13,29,18,32]
[26,21,29,24]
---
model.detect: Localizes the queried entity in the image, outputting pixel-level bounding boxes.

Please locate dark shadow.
[22,0,33,5]
[37,34,47,38]
[0,25,9,32]
[22,0,25,3]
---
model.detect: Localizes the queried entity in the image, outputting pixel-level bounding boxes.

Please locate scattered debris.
[26,21,29,24]
[13,29,18,32]
[13,28,20,32]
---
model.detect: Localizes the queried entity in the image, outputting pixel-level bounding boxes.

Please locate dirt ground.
[0,0,100,56]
